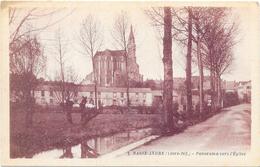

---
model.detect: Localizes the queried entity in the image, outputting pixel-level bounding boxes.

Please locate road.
[127,104,251,154]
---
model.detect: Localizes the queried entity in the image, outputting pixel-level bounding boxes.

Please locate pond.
[33,127,158,158]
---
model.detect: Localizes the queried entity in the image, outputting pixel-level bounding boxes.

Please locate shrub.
[223,92,239,107]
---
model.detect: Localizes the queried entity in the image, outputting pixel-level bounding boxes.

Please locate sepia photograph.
[1,1,260,166]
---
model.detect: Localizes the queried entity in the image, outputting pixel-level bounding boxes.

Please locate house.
[33,81,154,107]
[237,81,251,102]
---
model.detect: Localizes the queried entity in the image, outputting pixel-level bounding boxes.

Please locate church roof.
[95,49,125,57]
[95,26,135,58]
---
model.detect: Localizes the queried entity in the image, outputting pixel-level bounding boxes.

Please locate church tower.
[127,25,143,83]
[127,25,136,62]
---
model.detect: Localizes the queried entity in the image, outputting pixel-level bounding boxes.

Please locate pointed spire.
[128,24,135,44]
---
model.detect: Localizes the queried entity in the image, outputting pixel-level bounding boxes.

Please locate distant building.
[83,26,143,87]
[32,81,153,107]
[222,80,237,92]
[33,81,78,106]
[237,81,251,102]
[151,76,211,91]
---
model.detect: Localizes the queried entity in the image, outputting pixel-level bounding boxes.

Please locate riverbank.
[10,111,163,158]
[10,105,231,158]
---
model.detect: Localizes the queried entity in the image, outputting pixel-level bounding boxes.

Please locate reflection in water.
[81,140,99,158]
[33,127,153,158]
[60,147,73,158]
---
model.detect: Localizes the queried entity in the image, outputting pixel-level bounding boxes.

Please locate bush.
[101,105,156,114]
[223,92,239,107]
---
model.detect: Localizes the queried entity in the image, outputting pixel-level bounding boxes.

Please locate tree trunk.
[186,8,193,114]
[59,37,65,109]
[197,38,204,114]
[216,74,222,109]
[163,7,174,133]
[210,69,216,112]
[60,146,73,158]
[25,91,33,127]
[92,59,98,110]
[125,51,130,112]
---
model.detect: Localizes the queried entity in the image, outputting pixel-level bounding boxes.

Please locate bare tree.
[9,8,75,127]
[52,67,79,104]
[185,8,193,114]
[189,7,212,114]
[146,7,195,115]
[162,7,175,133]
[79,15,103,110]
[112,11,131,109]
[53,29,67,106]
[9,8,73,58]
[51,30,79,123]
[202,8,238,109]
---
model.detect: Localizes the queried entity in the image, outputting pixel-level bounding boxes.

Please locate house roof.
[35,82,153,93]
[35,81,78,91]
[78,85,152,93]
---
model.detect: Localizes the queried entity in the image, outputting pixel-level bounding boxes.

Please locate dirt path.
[127,104,251,153]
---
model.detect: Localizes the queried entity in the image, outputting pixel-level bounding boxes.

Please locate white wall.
[34,89,153,107]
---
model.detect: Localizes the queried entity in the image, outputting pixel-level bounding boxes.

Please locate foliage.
[223,91,239,107]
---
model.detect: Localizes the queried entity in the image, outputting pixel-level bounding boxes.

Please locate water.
[33,127,155,158]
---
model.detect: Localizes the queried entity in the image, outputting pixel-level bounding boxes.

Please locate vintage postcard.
[0,1,260,166]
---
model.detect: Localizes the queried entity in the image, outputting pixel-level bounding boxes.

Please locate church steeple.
[127,25,136,58]
[126,25,142,83]
[128,25,135,44]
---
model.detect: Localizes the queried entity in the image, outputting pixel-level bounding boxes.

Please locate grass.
[10,104,236,158]
[10,110,163,158]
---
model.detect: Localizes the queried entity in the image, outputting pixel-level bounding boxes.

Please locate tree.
[52,67,79,105]
[9,8,73,126]
[185,8,193,113]
[51,30,79,123]
[53,29,67,106]
[146,7,194,114]
[112,11,131,109]
[202,8,238,109]
[79,15,103,110]
[191,8,209,114]
[10,33,46,127]
[9,8,72,58]
[162,7,175,132]
[143,79,157,89]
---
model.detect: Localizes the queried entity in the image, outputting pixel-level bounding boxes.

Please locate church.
[84,26,143,87]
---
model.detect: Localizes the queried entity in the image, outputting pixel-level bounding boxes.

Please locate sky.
[16,3,255,82]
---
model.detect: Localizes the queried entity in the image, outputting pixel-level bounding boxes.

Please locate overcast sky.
[28,4,254,82]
